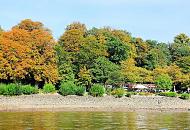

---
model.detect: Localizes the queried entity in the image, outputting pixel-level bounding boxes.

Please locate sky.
[0,0,190,42]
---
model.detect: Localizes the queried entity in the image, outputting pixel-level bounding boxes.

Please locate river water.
[0,111,189,130]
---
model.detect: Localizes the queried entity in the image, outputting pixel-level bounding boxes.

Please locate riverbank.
[0,94,190,112]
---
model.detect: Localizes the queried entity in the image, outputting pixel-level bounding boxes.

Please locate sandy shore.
[0,94,190,112]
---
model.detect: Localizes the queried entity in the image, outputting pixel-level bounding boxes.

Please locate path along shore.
[0,94,190,112]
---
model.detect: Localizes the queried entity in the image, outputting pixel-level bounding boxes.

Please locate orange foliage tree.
[0,19,58,84]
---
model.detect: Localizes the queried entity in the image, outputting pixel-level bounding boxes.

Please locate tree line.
[0,19,190,91]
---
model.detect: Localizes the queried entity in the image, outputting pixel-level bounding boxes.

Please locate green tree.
[136,40,171,70]
[90,57,119,85]
[144,43,171,70]
[106,70,124,87]
[77,35,107,68]
[156,43,171,65]
[170,33,190,61]
[144,49,159,70]
[155,74,173,91]
[55,44,75,82]
[133,38,149,67]
[146,40,157,49]
[106,35,129,64]
[175,56,190,73]
[111,29,136,58]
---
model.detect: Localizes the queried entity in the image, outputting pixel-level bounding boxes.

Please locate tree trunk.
[173,85,176,92]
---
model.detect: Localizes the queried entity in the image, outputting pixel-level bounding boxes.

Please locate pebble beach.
[0,94,190,112]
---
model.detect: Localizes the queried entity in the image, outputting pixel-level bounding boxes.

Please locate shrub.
[180,93,190,100]
[139,92,153,96]
[3,83,22,96]
[0,84,6,95]
[139,92,146,96]
[21,85,38,95]
[43,84,56,93]
[106,87,112,95]
[168,92,177,97]
[112,88,125,98]
[75,86,85,96]
[59,81,77,96]
[125,92,132,97]
[130,92,137,95]
[159,92,177,97]
[158,92,165,96]
[89,84,105,97]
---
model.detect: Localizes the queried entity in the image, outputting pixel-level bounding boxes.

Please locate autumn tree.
[59,22,86,53]
[0,19,59,84]
[153,64,187,91]
[121,58,153,83]
[165,64,186,85]
[181,73,190,92]
[57,23,108,85]
[2,19,190,92]
[0,29,32,81]
[87,27,107,45]
[78,66,92,88]
[57,22,88,80]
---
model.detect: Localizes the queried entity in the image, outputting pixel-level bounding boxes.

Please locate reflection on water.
[0,111,189,130]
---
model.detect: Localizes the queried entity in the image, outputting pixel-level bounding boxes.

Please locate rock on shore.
[0,94,190,112]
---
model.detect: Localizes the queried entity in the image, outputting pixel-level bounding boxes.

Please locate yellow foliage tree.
[59,22,86,52]
[153,64,186,85]
[78,66,92,87]
[121,58,153,83]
